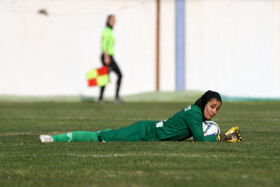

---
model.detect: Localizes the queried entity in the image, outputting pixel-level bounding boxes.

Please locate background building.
[0,0,279,98]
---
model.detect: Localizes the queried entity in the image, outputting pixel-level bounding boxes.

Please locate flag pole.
[156,0,160,91]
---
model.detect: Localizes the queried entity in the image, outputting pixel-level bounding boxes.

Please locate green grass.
[0,101,280,186]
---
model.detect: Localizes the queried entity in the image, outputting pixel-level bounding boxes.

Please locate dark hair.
[194,90,222,120]
[106,14,115,28]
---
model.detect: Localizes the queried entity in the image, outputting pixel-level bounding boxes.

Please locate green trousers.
[51,121,157,142]
[99,120,158,142]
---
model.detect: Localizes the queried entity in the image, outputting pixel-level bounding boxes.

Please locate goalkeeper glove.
[225,126,242,143]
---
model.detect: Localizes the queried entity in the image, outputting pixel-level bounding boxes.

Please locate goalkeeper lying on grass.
[40,90,241,143]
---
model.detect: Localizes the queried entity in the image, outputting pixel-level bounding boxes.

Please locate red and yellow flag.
[86,66,109,87]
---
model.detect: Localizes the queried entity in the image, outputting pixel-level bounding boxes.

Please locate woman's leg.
[51,131,99,142]
[99,86,106,102]
[98,121,156,142]
[50,129,112,142]
[98,54,108,102]
[109,56,122,99]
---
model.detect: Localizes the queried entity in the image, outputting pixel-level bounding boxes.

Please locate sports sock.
[51,131,99,142]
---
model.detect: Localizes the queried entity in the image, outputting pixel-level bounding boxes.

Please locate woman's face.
[108,16,115,27]
[203,98,221,120]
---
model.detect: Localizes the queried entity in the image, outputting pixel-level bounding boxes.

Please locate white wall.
[186,0,280,98]
[1,0,280,98]
[0,0,165,97]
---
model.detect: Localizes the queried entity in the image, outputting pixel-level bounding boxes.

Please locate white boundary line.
[63,153,280,159]
[0,153,279,159]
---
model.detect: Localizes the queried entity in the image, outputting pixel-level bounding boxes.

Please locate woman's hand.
[104,53,111,65]
[224,126,242,143]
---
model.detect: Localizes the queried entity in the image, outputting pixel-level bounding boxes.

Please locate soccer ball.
[202,121,220,136]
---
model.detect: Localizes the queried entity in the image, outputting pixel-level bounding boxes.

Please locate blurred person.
[99,15,123,104]
[39,90,242,143]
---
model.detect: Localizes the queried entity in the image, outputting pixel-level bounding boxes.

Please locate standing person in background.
[99,15,124,104]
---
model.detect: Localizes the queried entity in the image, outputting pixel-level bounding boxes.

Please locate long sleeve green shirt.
[102,26,115,55]
[155,104,217,142]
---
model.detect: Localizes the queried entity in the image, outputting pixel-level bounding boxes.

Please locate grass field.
[0,100,280,186]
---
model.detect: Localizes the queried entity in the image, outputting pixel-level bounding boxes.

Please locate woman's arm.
[186,113,218,142]
[102,31,111,65]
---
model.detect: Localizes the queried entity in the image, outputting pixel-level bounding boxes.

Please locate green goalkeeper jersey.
[99,104,217,142]
[155,104,217,142]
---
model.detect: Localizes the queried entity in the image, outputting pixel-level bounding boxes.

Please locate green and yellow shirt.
[102,26,115,55]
